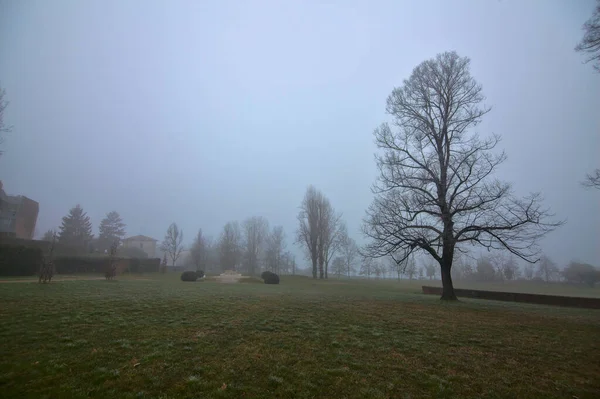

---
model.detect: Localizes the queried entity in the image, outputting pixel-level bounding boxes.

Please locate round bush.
[261,271,273,280]
[263,272,280,285]
[181,271,198,282]
[196,270,205,278]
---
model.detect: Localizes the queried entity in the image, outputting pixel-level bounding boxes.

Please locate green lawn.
[1,275,599,399]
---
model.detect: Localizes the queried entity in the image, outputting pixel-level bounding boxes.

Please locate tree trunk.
[312,258,317,279]
[319,261,324,279]
[440,263,457,300]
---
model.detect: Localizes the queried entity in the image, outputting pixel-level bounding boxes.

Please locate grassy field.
[1,275,599,399]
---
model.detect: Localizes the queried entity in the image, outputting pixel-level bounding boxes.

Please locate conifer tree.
[58,204,93,249]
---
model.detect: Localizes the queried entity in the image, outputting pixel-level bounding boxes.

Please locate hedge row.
[0,244,160,276]
[0,245,42,276]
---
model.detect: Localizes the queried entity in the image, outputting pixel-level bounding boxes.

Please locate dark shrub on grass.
[196,270,205,278]
[261,271,272,280]
[181,271,198,282]
[263,271,280,285]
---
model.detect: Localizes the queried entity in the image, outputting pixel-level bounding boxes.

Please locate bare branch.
[575,0,600,72]
[581,168,600,189]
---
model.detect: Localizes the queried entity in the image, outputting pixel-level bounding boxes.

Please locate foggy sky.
[1,0,598,268]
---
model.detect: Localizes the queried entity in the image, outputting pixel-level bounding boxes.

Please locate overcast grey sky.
[0,0,598,267]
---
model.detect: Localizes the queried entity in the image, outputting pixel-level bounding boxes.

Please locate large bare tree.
[362,51,562,300]
[161,223,184,267]
[219,221,242,271]
[575,0,600,72]
[0,85,11,156]
[242,216,269,275]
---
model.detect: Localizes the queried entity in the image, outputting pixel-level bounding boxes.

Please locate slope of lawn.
[0,274,599,399]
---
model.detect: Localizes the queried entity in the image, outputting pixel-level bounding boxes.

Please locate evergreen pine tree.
[58,204,94,249]
[98,211,126,251]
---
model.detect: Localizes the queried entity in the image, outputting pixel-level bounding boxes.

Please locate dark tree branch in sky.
[575,0,600,72]
[362,51,563,300]
[581,168,600,189]
[0,85,11,156]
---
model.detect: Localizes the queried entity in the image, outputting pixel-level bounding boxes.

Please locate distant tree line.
[345,250,600,288]
[164,218,298,276]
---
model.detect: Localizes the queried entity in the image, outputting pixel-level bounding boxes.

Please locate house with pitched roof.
[122,235,158,258]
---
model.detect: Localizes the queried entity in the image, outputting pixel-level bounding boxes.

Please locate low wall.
[422,286,600,309]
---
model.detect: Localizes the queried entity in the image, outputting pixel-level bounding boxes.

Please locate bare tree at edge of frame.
[575,0,600,72]
[581,168,600,190]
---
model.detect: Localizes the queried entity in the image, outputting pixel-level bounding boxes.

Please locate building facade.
[122,235,158,258]
[0,181,39,240]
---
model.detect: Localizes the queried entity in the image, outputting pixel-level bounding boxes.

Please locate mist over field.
[0,0,598,272]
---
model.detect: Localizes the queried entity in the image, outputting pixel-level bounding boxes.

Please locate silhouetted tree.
[39,232,56,283]
[242,216,269,275]
[475,257,496,282]
[501,255,519,281]
[279,251,295,275]
[58,205,94,249]
[219,221,241,271]
[523,262,535,280]
[105,241,118,280]
[190,229,210,273]
[318,207,343,279]
[575,0,600,72]
[536,255,559,282]
[296,186,322,279]
[424,263,437,280]
[362,51,562,300]
[160,253,167,273]
[562,262,600,287]
[296,185,342,279]
[161,223,184,267]
[98,211,126,252]
[331,256,345,278]
[405,255,417,280]
[265,225,286,274]
[339,233,358,277]
[359,257,374,279]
